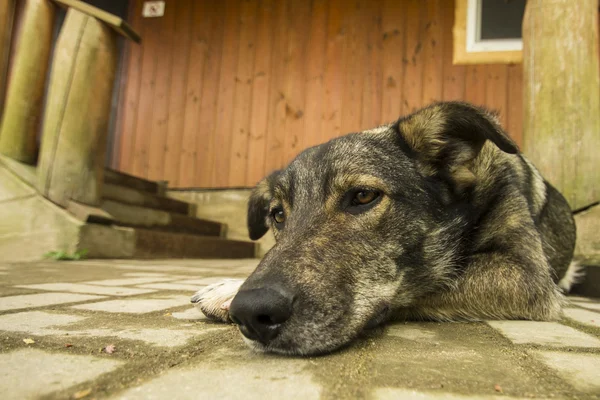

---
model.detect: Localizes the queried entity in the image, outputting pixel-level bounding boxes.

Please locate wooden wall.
[115,0,523,188]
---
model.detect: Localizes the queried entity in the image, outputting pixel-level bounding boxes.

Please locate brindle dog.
[192,101,579,356]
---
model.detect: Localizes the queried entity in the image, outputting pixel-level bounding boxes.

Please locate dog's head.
[230,102,518,355]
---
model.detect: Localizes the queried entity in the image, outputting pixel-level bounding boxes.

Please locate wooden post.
[0,0,54,164]
[0,0,16,115]
[36,8,117,207]
[522,0,600,210]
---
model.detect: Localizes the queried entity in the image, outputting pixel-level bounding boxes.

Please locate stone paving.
[0,259,599,400]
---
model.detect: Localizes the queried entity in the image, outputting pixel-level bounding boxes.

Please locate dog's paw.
[190,279,244,323]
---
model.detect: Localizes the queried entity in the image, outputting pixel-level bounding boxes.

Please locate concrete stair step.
[104,168,162,194]
[102,183,192,215]
[101,200,224,236]
[133,228,256,259]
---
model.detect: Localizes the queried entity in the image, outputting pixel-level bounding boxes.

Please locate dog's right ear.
[247,170,280,240]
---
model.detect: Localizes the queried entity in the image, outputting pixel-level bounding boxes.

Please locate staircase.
[95,169,256,259]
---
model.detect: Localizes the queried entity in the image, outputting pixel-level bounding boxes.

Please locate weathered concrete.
[0,259,599,400]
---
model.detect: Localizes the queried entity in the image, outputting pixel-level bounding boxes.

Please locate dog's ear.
[247,170,280,240]
[397,102,518,191]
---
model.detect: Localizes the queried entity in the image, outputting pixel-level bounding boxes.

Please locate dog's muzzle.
[229,288,293,345]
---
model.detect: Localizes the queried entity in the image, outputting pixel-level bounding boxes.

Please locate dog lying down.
[191,101,580,356]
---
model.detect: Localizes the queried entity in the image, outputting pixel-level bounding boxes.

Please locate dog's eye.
[352,190,380,206]
[271,208,285,226]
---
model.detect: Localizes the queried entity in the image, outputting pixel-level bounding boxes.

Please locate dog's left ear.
[247,170,280,240]
[397,102,518,191]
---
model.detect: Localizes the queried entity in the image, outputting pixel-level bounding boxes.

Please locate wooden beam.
[0,0,16,115]
[37,8,117,207]
[522,0,600,210]
[0,0,55,164]
[49,0,140,43]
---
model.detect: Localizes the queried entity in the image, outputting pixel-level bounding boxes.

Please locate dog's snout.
[229,288,292,344]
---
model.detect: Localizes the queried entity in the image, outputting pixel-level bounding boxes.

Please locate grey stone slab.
[112,350,321,400]
[0,310,221,347]
[534,351,600,392]
[136,283,200,291]
[171,308,207,320]
[571,300,600,312]
[82,277,178,286]
[175,277,238,286]
[486,321,600,348]
[70,295,190,314]
[123,272,170,277]
[375,388,531,400]
[0,348,122,400]
[16,283,156,296]
[0,311,85,335]
[563,308,600,328]
[0,293,105,312]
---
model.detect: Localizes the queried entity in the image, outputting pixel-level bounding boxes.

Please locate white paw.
[190,279,244,322]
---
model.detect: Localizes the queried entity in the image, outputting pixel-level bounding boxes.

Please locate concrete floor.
[0,259,599,400]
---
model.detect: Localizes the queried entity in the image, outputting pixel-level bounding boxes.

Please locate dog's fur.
[192,102,578,356]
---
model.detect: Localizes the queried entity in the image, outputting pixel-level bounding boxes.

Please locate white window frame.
[465,0,523,53]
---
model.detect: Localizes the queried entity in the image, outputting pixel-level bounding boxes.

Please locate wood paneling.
[116,0,524,188]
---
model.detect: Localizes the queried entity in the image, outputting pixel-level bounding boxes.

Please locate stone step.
[104,168,161,194]
[101,200,224,237]
[102,183,192,215]
[133,229,256,259]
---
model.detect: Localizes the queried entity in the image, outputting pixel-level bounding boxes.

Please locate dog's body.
[192,102,578,356]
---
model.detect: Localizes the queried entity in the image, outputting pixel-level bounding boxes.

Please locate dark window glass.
[480,0,526,40]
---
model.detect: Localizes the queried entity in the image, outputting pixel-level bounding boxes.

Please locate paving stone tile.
[123,272,170,277]
[70,295,190,314]
[82,277,178,286]
[0,311,85,335]
[171,307,207,320]
[0,310,222,347]
[174,277,239,286]
[533,351,600,392]
[563,308,600,328]
[0,293,105,312]
[374,388,528,400]
[386,325,439,342]
[16,283,156,296]
[486,321,600,348]
[571,301,600,312]
[0,348,122,400]
[112,351,320,400]
[136,283,200,291]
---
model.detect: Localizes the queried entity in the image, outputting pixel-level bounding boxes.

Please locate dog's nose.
[229,288,292,344]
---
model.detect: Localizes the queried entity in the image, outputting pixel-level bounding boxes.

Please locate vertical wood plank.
[262,0,289,176]
[146,1,176,181]
[228,0,258,187]
[245,0,276,186]
[0,0,16,115]
[130,3,162,177]
[195,1,226,186]
[117,0,143,173]
[464,65,486,106]
[340,0,365,134]
[281,0,311,165]
[484,64,508,128]
[420,0,444,106]
[360,0,383,130]
[210,0,241,186]
[380,0,405,123]
[400,0,425,115]
[302,0,328,150]
[179,1,213,187]
[506,64,523,146]
[163,0,193,185]
[441,0,465,101]
[320,0,345,144]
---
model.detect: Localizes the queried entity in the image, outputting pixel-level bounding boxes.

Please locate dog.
[191,101,579,356]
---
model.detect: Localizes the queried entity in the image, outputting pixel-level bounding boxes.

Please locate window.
[454,0,526,64]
